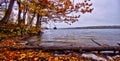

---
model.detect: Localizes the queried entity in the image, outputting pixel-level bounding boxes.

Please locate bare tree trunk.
[17,0,22,25]
[22,7,27,24]
[36,14,41,27]
[1,0,15,23]
[36,14,42,34]
[30,12,36,26]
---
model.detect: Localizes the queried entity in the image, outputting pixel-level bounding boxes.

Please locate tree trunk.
[29,12,36,26]
[22,7,27,24]
[36,14,41,27]
[17,0,22,25]
[36,14,42,34]
[1,0,15,23]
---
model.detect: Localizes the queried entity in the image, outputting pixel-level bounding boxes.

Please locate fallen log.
[0,45,120,51]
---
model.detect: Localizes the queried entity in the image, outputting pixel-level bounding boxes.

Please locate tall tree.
[1,0,15,23]
[22,5,27,24]
[18,0,28,24]
[17,0,22,24]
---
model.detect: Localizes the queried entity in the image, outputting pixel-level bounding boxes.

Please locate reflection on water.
[20,29,120,48]
[37,29,120,47]
[42,29,120,41]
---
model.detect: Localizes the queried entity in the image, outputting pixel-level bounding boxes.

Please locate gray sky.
[52,0,120,28]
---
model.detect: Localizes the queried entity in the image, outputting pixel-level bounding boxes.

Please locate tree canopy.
[19,0,93,25]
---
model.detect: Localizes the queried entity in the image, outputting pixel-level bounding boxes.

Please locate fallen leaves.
[0,38,25,48]
[0,39,120,61]
[0,47,120,61]
[0,49,79,61]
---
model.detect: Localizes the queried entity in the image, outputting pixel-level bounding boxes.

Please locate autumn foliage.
[0,0,93,40]
[0,47,120,61]
[19,0,93,24]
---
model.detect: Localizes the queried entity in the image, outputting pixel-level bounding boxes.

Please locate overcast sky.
[50,0,120,28]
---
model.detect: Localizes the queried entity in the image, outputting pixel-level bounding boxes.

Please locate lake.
[20,29,120,50]
[42,29,120,41]
[33,29,120,49]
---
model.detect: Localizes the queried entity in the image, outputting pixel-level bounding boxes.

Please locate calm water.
[42,29,120,41]
[35,29,120,47]
[23,29,120,47]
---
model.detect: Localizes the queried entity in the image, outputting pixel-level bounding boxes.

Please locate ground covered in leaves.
[0,48,79,61]
[0,39,120,61]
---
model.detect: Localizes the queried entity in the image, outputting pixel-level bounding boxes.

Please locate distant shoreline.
[57,26,120,29]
